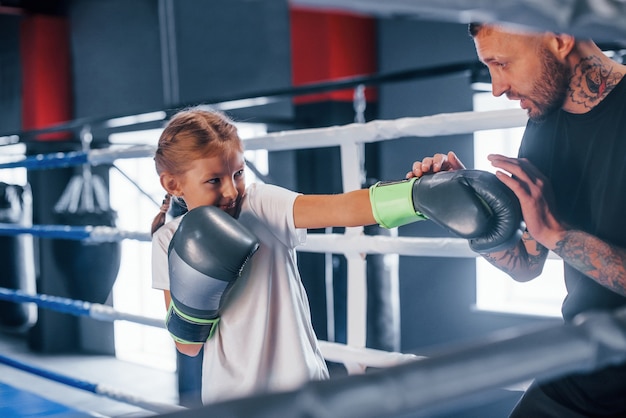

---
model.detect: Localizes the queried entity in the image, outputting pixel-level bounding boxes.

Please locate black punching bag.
[51,166,121,304]
[0,182,37,331]
[365,224,401,352]
[51,209,121,304]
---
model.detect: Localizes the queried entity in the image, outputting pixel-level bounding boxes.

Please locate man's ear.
[549,33,576,60]
[160,172,182,196]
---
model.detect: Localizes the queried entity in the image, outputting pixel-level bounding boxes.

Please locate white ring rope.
[0,287,419,374]
[0,109,527,170]
[318,340,422,375]
[243,108,527,151]
[0,221,478,255]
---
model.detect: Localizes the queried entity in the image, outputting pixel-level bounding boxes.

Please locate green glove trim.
[369,178,428,229]
[166,303,220,344]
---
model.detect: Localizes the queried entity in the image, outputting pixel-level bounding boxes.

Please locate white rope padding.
[318,340,422,375]
[243,108,527,151]
[80,109,527,166]
[0,287,416,376]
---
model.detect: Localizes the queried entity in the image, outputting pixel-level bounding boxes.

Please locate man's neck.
[564,52,625,113]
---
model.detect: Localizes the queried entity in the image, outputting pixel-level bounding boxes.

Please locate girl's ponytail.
[151,193,172,236]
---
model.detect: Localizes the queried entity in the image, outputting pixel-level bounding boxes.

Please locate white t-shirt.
[152,183,329,404]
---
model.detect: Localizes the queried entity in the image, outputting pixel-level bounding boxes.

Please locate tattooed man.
[408,23,626,417]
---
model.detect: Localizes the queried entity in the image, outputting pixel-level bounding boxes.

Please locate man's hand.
[487,154,566,249]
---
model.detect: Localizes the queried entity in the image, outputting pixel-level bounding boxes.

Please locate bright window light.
[239,122,268,185]
[473,92,566,318]
[109,128,176,371]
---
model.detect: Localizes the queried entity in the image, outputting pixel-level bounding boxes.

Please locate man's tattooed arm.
[553,230,626,297]
[481,230,549,282]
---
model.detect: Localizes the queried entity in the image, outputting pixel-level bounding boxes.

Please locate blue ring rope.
[0,224,92,240]
[0,287,164,328]
[0,223,151,242]
[0,287,91,317]
[0,151,89,170]
[0,145,156,171]
[0,354,97,393]
[0,287,182,414]
[0,353,185,414]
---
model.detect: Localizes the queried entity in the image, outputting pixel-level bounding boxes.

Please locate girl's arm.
[163,290,203,357]
[293,189,376,229]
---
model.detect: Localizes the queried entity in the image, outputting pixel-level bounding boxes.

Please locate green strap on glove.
[166,302,220,344]
[369,178,428,229]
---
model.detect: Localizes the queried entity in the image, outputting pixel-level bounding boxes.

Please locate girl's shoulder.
[242,182,300,223]
[152,215,183,244]
[241,183,304,247]
[245,182,299,203]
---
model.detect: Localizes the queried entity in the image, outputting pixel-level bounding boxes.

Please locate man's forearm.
[482,230,548,282]
[553,230,626,297]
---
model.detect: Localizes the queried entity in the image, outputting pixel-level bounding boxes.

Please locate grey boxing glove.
[369,169,523,251]
[166,205,259,344]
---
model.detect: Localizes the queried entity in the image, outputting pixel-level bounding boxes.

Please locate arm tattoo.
[482,247,521,276]
[553,230,626,297]
[481,231,548,279]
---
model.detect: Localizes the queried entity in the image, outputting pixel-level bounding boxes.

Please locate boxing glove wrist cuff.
[369,178,428,229]
[166,303,219,344]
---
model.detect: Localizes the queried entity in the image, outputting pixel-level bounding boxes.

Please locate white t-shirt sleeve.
[244,183,305,249]
[151,217,181,291]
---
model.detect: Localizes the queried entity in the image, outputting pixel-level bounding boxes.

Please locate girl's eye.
[207,178,219,185]
[235,169,244,178]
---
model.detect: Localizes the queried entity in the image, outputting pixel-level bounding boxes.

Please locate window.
[473,91,566,318]
[108,128,175,371]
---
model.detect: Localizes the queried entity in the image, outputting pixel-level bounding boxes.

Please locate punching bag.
[365,176,401,353]
[51,165,121,304]
[0,182,37,332]
[51,209,121,304]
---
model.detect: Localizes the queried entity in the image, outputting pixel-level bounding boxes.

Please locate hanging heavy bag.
[51,209,121,304]
[51,159,122,305]
[0,182,37,332]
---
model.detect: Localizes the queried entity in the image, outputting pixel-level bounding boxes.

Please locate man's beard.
[527,48,571,122]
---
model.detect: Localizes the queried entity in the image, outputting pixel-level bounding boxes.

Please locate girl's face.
[164,147,246,218]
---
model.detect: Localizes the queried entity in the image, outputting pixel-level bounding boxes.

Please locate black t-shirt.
[519,77,626,321]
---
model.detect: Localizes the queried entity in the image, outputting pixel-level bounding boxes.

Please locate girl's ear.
[160,172,182,196]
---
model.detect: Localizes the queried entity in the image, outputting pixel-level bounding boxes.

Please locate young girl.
[151,107,377,405]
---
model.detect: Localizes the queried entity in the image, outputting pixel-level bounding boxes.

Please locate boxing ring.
[1,107,626,418]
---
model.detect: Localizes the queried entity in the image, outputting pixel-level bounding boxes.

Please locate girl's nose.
[222,178,238,199]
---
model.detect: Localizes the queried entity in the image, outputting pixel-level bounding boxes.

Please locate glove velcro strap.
[369,178,428,229]
[166,303,219,344]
